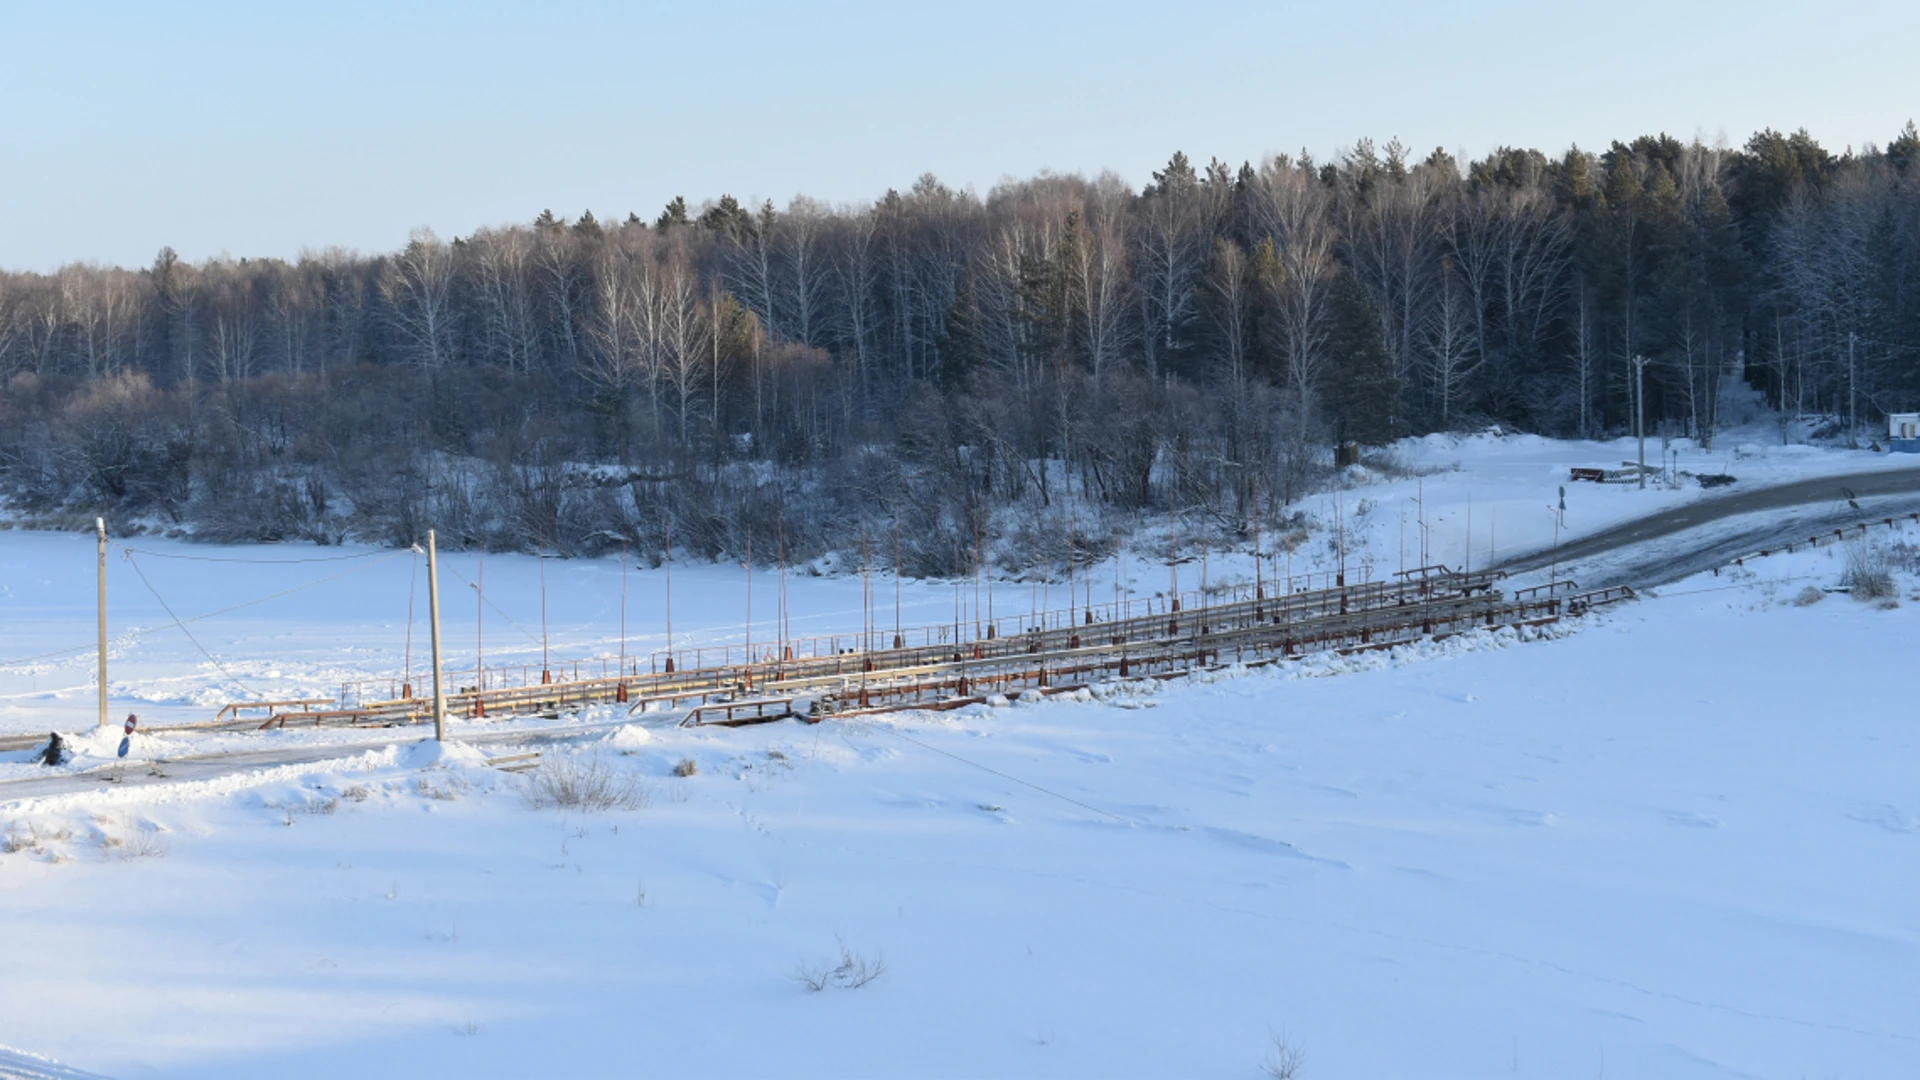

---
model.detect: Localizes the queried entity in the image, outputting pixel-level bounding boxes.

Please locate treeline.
[2,125,1917,570]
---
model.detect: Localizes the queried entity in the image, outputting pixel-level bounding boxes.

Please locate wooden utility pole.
[665,517,674,673]
[1848,331,1858,449]
[778,513,789,660]
[1168,484,1178,610]
[1632,354,1651,489]
[538,546,550,684]
[426,529,447,742]
[96,517,108,729]
[745,524,753,676]
[1254,505,1264,601]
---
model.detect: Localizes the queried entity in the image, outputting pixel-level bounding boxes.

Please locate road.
[1497,466,1920,586]
[9,464,1920,802]
[0,719,631,802]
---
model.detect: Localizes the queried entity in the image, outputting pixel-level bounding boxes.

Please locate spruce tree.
[699,195,748,237]
[654,196,690,230]
[1147,151,1198,197]
[1324,271,1400,445]
[1888,120,1920,175]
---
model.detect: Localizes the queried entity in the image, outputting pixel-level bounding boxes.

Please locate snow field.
[1,431,1917,1077]
[2,540,1916,1077]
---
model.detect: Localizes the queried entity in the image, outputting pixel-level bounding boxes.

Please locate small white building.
[1890,413,1920,453]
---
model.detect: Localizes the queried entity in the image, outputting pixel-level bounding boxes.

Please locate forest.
[1,125,1917,572]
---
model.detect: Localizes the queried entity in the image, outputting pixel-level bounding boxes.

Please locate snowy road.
[0,720,630,802]
[1498,465,1920,585]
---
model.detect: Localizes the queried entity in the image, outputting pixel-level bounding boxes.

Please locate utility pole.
[1848,331,1858,449]
[96,517,108,729]
[664,517,674,673]
[1254,504,1264,601]
[1546,505,1561,590]
[538,546,550,684]
[1632,354,1651,490]
[426,529,447,743]
[745,524,753,673]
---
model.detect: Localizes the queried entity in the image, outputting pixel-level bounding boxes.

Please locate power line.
[439,561,546,648]
[1652,573,1820,598]
[121,550,268,700]
[113,546,389,565]
[0,548,410,672]
[0,640,104,671]
[875,722,1136,826]
[115,544,410,627]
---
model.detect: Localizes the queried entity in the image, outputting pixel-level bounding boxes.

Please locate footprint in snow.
[1847,804,1919,833]
[1201,826,1351,868]
[1477,806,1554,826]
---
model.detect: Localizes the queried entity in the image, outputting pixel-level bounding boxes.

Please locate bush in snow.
[1843,541,1896,601]
[1261,1032,1306,1079]
[1793,586,1826,607]
[526,752,649,811]
[108,818,171,859]
[791,938,887,992]
[672,757,698,778]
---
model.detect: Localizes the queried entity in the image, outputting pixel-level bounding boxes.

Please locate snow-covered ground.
[2,530,1917,1077]
[2,427,1917,1077]
[3,420,1914,739]
[1314,422,1916,582]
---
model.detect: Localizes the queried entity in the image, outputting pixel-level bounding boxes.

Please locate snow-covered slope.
[0,1045,108,1080]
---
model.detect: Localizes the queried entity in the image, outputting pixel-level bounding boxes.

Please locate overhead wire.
[113,546,389,565]
[0,640,109,672]
[121,550,269,700]
[112,544,414,698]
[0,545,410,672]
[439,560,546,648]
[115,544,411,628]
[873,722,1136,826]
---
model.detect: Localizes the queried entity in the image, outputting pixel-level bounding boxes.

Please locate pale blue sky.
[3,0,1916,271]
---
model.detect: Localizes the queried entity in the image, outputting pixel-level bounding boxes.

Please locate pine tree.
[654,196,690,230]
[1147,151,1198,197]
[1323,271,1399,445]
[699,195,748,237]
[1888,120,1920,176]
